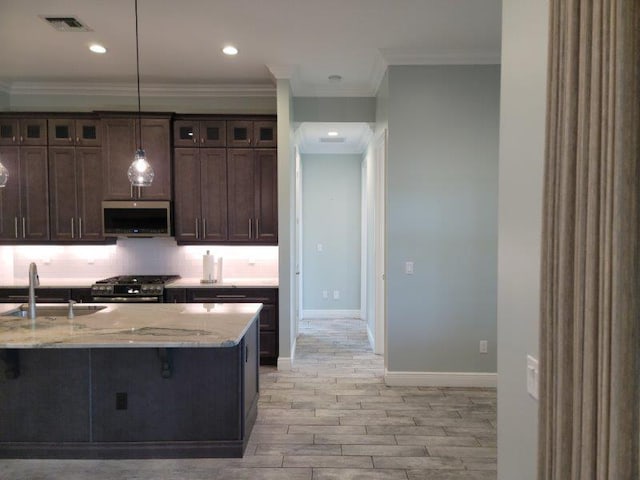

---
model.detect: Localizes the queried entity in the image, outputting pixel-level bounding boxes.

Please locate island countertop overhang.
[0,302,262,349]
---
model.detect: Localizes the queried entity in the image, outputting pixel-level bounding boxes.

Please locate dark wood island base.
[0,316,259,459]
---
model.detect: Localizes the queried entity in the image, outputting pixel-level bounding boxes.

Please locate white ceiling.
[0,0,501,97]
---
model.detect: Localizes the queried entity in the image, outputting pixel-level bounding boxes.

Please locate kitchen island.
[0,302,261,459]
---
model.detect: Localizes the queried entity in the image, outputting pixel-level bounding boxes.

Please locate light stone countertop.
[166,278,279,288]
[0,302,262,349]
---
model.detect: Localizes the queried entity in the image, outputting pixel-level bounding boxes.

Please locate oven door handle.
[92,296,160,303]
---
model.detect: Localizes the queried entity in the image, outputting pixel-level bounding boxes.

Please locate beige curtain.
[539,0,639,479]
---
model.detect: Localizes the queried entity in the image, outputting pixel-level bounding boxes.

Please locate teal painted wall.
[302,153,362,311]
[385,65,500,373]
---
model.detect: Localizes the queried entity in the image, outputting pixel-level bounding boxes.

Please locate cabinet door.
[173,148,202,241]
[0,119,19,146]
[200,121,226,147]
[201,148,228,241]
[254,149,278,243]
[48,119,76,146]
[76,147,103,240]
[48,147,78,240]
[76,119,101,147]
[101,118,136,200]
[227,120,253,147]
[253,121,277,147]
[20,147,49,241]
[227,149,255,242]
[138,118,171,200]
[0,147,21,239]
[19,119,47,146]
[173,120,200,147]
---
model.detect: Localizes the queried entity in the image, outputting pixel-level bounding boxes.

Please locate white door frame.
[374,129,387,356]
[294,146,303,335]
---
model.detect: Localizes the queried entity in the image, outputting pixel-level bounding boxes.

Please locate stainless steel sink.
[2,305,106,318]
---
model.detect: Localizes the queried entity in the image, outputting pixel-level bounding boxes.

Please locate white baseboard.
[384,370,497,388]
[277,337,297,371]
[302,309,362,319]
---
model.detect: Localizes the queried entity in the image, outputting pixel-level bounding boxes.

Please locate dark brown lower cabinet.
[165,287,278,365]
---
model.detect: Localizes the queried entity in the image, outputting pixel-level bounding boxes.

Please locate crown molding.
[7,82,276,98]
[380,49,500,66]
[369,52,388,96]
[292,84,374,98]
[267,64,297,80]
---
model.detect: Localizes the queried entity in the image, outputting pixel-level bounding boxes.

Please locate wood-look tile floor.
[0,318,497,480]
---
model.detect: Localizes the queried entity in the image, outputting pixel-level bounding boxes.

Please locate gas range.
[91,275,180,303]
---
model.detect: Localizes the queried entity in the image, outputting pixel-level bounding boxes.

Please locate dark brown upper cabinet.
[0,146,49,241]
[49,146,103,241]
[227,120,277,148]
[101,115,171,200]
[227,148,277,244]
[48,118,101,147]
[174,148,228,242]
[0,117,47,146]
[173,119,226,148]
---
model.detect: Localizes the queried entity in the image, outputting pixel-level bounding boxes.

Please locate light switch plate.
[527,355,539,400]
[405,261,414,275]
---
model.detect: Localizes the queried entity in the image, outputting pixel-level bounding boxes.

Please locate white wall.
[301,153,361,314]
[385,65,499,375]
[497,1,549,478]
[294,97,376,123]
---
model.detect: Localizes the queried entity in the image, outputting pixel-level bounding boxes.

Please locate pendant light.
[127,0,154,187]
[0,159,7,188]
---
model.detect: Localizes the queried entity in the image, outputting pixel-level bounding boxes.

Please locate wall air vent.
[40,15,93,32]
[319,137,346,143]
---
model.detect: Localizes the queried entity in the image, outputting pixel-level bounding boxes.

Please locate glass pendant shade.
[127,149,154,187]
[0,161,8,188]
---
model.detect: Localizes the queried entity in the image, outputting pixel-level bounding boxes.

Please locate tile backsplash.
[0,239,278,283]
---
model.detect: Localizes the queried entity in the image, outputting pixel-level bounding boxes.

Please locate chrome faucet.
[28,262,39,320]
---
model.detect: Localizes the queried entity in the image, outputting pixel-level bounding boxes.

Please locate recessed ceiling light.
[328,75,342,83]
[222,45,238,56]
[327,131,339,137]
[89,44,107,54]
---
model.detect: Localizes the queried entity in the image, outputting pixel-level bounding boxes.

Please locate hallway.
[0,318,497,480]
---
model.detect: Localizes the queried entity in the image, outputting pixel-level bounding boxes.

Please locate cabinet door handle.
[193,137,197,144]
[76,137,80,143]
[14,217,18,239]
[195,218,199,239]
[19,136,24,143]
[216,294,248,299]
[78,218,83,239]
[68,137,73,143]
[248,218,252,239]
[200,137,204,144]
[202,218,207,238]
[256,218,259,238]
[245,345,249,363]
[22,217,25,238]
[71,218,75,239]
[11,136,16,143]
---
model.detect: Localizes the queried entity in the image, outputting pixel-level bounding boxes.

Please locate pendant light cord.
[135,0,143,149]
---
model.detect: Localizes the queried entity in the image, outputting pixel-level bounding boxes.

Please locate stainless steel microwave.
[102,201,171,237]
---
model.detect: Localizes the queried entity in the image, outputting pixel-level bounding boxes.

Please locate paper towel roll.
[203,250,215,282]
[216,257,223,283]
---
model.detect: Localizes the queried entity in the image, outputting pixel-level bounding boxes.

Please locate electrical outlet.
[527,355,539,400]
[322,290,328,299]
[333,290,340,300]
[405,261,414,275]
[479,340,488,354]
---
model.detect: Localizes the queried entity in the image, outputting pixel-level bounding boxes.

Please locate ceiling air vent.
[320,137,346,143]
[40,16,93,32]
